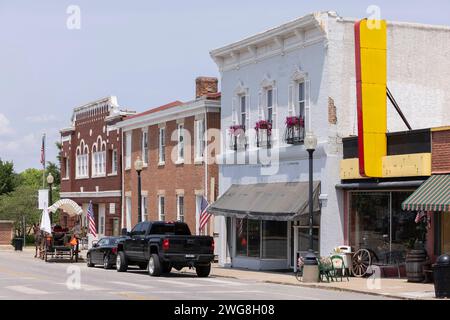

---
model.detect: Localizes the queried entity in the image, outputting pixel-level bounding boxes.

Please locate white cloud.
[25,114,59,123]
[0,113,14,136]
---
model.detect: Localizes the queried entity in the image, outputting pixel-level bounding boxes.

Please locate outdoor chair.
[330,255,350,282]
[317,258,333,283]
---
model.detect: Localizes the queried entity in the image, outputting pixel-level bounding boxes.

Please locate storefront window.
[236,218,248,256]
[262,221,287,259]
[248,220,260,258]
[236,218,287,259]
[349,191,415,260]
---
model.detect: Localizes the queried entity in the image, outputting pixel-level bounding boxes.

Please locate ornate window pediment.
[234,80,248,95]
[260,74,276,89]
[291,66,308,82]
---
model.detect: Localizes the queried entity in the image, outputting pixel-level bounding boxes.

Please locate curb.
[205,269,422,301]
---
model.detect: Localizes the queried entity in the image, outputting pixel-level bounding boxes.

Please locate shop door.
[442,212,450,254]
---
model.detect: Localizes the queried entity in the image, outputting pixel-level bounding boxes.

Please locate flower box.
[255,120,272,148]
[284,116,305,145]
[229,125,247,151]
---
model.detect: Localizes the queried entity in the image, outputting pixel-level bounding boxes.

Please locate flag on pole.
[40,134,46,166]
[87,202,97,238]
[199,196,211,232]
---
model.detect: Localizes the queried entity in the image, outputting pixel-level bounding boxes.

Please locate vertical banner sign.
[355,19,387,177]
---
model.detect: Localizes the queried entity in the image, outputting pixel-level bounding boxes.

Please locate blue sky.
[1,0,449,172]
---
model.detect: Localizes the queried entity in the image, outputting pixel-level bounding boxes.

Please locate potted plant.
[229,125,246,151]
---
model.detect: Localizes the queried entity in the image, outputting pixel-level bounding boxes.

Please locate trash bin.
[433,254,450,298]
[13,238,24,251]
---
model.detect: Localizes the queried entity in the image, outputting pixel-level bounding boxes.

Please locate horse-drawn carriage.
[38,199,83,263]
[40,229,79,262]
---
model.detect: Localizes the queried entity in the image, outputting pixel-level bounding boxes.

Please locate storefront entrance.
[442,212,450,254]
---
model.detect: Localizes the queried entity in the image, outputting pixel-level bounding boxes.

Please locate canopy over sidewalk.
[402,175,450,212]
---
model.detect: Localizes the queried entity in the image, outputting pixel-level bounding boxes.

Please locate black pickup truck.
[116,221,214,277]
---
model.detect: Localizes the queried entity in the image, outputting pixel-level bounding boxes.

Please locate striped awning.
[402,175,450,212]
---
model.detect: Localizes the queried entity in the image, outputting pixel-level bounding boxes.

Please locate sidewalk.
[181,264,438,300]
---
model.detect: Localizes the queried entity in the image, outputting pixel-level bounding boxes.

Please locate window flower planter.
[229,125,247,151]
[255,120,272,148]
[284,116,305,145]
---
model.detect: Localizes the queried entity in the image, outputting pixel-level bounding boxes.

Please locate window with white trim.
[240,95,247,127]
[64,157,69,179]
[111,149,118,174]
[159,127,165,164]
[158,195,165,221]
[195,119,205,160]
[76,152,88,178]
[177,124,184,162]
[177,195,184,222]
[142,196,148,221]
[268,89,276,124]
[92,150,106,176]
[142,130,148,165]
[125,132,131,169]
[297,81,306,118]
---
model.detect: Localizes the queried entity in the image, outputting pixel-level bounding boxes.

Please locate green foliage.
[19,168,44,188]
[46,161,60,186]
[0,185,41,236]
[0,158,18,195]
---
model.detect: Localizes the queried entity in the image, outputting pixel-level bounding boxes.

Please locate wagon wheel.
[352,249,372,277]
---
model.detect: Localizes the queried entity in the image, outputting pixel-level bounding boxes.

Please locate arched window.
[92,136,106,177]
[76,140,89,178]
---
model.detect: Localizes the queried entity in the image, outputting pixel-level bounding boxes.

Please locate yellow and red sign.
[355,19,387,177]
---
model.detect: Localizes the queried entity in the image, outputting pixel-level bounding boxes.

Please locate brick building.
[60,96,135,236]
[116,77,220,236]
[0,221,14,245]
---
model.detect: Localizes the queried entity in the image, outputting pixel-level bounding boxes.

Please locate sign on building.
[38,189,49,209]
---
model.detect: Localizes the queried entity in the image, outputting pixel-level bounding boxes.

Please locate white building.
[209,11,450,270]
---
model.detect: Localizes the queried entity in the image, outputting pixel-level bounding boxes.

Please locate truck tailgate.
[165,236,213,254]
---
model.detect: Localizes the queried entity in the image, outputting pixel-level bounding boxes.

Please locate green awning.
[402,175,450,212]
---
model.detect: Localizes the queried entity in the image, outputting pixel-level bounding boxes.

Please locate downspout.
[204,106,209,235]
[121,128,125,232]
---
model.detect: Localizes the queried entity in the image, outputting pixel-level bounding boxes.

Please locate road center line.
[109,281,153,289]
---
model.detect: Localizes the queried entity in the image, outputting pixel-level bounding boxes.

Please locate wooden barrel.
[406,249,427,283]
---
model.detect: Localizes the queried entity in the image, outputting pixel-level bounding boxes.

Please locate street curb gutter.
[203,271,418,301]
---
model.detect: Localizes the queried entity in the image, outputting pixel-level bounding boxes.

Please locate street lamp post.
[135,156,144,223]
[302,131,318,283]
[47,173,54,224]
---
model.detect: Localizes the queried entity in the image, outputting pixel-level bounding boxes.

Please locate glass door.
[442,212,450,254]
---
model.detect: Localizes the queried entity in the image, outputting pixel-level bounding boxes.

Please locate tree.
[0,158,18,195]
[55,141,62,163]
[46,161,61,186]
[19,168,44,188]
[0,185,41,236]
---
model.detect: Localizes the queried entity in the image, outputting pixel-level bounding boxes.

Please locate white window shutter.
[245,94,250,130]
[305,79,311,130]
[272,87,278,131]
[258,91,263,120]
[288,84,294,116]
[232,97,237,125]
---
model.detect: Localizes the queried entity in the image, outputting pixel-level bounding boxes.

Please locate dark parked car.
[87,236,126,269]
[116,221,214,277]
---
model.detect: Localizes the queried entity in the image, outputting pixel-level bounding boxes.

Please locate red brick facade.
[432,128,450,174]
[0,221,14,245]
[60,97,134,236]
[121,78,221,235]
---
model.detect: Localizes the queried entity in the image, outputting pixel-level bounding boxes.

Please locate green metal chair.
[317,258,333,282]
[330,255,350,282]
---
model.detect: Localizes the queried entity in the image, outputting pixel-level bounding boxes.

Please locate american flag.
[87,202,97,238]
[199,196,211,233]
[40,134,45,166]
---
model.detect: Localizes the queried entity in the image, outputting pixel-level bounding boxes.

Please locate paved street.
[0,250,392,300]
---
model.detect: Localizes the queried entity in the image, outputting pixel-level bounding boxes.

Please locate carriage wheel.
[352,249,372,277]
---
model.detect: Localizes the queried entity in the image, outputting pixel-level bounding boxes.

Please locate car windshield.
[150,223,191,236]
